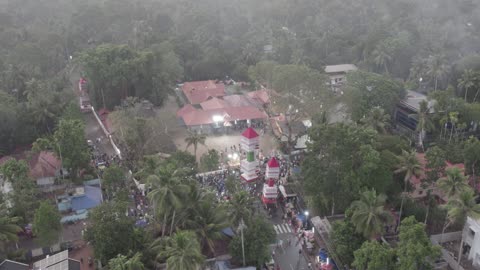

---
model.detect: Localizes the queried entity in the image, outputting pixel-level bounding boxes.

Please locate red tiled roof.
[267,157,280,168]
[0,156,14,166]
[177,104,197,117]
[181,106,267,126]
[409,153,467,202]
[0,151,61,180]
[411,153,465,185]
[247,90,270,104]
[182,108,229,126]
[242,127,259,139]
[200,97,228,110]
[182,80,226,104]
[29,151,61,179]
[223,95,252,107]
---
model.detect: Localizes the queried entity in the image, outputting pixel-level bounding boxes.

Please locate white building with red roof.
[177,81,270,133]
[0,151,63,187]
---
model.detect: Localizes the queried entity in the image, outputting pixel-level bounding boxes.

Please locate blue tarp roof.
[84,178,101,186]
[222,227,235,237]
[296,214,306,222]
[71,185,102,211]
[60,211,88,223]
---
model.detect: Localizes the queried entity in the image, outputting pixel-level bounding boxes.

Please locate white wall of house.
[463,217,480,267]
[36,176,55,186]
[0,174,14,208]
[328,74,347,85]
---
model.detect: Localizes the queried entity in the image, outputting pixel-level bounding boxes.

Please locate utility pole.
[237,219,247,267]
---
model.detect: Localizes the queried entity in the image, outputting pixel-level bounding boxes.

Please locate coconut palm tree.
[372,42,392,74]
[426,54,450,91]
[445,188,480,265]
[125,253,144,270]
[185,199,230,256]
[152,230,205,270]
[227,191,254,226]
[108,253,145,270]
[449,112,460,143]
[147,166,190,237]
[411,100,434,151]
[437,167,470,198]
[350,190,391,239]
[394,150,423,226]
[360,107,390,134]
[185,131,206,159]
[458,69,477,102]
[0,202,21,251]
[175,182,213,229]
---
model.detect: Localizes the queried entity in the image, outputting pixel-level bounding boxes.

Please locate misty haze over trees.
[2,0,480,269]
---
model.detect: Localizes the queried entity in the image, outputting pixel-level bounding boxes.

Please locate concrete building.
[0,260,29,270]
[324,64,358,91]
[461,216,480,267]
[394,90,435,131]
[33,250,80,270]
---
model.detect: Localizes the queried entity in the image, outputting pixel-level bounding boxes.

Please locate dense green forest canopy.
[1,0,480,152]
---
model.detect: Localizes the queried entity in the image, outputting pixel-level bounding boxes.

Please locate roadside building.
[0,151,64,187]
[32,250,81,270]
[324,64,358,91]
[461,216,480,267]
[0,259,29,270]
[57,179,103,224]
[394,90,435,132]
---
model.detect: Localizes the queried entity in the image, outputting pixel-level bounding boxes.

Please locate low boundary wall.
[90,107,122,159]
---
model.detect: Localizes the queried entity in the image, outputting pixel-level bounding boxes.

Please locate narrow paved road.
[269,209,309,270]
[83,113,115,157]
[68,64,115,157]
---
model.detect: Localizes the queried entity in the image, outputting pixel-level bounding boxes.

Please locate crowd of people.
[89,137,121,176]
[196,170,228,198]
[128,188,150,227]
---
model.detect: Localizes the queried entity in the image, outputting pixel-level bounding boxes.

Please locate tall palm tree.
[175,182,212,229]
[458,69,477,102]
[411,100,434,151]
[227,191,254,226]
[152,230,205,270]
[445,188,480,265]
[437,167,470,198]
[185,131,206,159]
[426,54,450,91]
[360,107,390,134]
[350,190,391,239]
[185,199,230,256]
[147,166,190,237]
[0,202,22,251]
[394,150,423,226]
[372,42,392,75]
[448,111,459,143]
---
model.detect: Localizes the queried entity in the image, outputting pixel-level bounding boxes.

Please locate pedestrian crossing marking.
[274,224,292,234]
